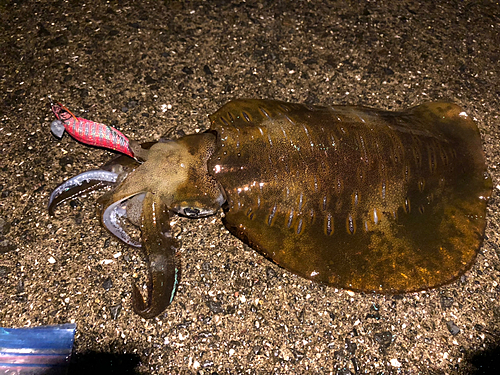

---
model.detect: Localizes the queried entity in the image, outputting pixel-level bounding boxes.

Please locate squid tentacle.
[132,191,180,319]
[48,170,118,215]
[101,194,143,247]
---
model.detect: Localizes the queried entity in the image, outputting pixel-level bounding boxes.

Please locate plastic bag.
[0,323,76,375]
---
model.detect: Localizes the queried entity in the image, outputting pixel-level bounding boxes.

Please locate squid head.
[50,133,225,318]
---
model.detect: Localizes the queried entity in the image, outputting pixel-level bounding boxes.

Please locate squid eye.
[183,207,200,217]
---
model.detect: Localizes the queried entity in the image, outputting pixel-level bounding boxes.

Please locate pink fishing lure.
[51,103,134,158]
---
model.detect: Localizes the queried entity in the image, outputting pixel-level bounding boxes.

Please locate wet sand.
[1,1,500,374]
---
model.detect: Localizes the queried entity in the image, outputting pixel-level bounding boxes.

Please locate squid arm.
[132,191,180,318]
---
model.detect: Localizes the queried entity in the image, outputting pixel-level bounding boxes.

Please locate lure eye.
[183,207,200,217]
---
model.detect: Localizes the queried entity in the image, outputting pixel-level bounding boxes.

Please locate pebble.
[390,358,402,367]
[337,368,353,375]
[202,360,214,368]
[446,321,460,336]
[0,265,10,277]
[109,304,122,320]
[265,266,277,279]
[206,300,223,314]
[440,295,454,309]
[0,239,14,253]
[344,338,357,355]
[102,277,113,291]
[203,65,213,75]
[374,331,393,348]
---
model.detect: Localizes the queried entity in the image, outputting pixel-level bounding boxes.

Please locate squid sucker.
[49,99,492,318]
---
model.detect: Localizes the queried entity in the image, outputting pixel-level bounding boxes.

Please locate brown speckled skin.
[208,100,492,293]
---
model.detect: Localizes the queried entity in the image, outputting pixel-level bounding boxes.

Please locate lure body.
[51,104,134,158]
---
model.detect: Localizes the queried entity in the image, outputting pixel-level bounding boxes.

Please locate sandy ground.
[1,1,500,374]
